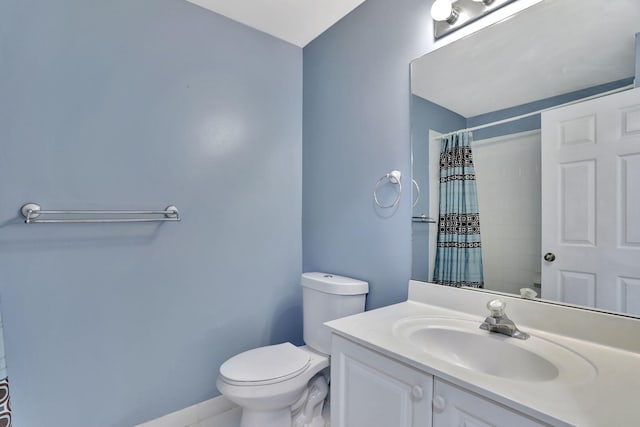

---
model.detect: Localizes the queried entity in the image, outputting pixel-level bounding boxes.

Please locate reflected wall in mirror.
[410,0,640,317]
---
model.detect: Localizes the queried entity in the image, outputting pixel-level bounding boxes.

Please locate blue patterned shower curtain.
[0,311,10,427]
[433,131,484,288]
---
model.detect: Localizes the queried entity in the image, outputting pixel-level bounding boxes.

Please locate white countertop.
[325,282,640,426]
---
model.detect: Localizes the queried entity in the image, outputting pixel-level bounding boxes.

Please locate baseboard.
[135,395,241,427]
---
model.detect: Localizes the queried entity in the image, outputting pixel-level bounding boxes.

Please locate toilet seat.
[219,343,312,386]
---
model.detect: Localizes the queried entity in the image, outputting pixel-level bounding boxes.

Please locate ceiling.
[186,0,368,47]
[411,0,640,118]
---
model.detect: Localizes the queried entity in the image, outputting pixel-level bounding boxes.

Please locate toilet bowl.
[216,273,368,427]
[216,344,329,426]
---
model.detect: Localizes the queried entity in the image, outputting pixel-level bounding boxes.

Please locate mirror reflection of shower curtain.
[0,310,10,427]
[433,130,484,288]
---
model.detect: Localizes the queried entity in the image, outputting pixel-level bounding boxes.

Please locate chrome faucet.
[480,299,530,340]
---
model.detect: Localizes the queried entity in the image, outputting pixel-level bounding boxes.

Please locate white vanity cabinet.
[432,379,548,427]
[331,335,548,427]
[331,335,433,427]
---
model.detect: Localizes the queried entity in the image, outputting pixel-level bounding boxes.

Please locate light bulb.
[431,0,453,22]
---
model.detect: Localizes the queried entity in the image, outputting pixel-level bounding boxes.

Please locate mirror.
[410,0,640,316]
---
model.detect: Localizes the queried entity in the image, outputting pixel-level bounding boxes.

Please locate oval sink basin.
[392,316,596,383]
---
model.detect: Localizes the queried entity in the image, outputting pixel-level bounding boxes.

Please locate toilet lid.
[219,343,311,384]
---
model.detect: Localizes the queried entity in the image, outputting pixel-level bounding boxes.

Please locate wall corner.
[635,33,639,87]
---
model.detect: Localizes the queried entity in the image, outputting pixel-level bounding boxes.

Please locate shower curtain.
[0,311,10,427]
[433,130,484,288]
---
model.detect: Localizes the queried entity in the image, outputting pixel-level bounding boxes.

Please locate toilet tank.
[301,272,368,355]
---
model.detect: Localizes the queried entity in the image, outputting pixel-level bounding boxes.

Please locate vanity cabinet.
[331,335,548,427]
[432,379,548,426]
[331,335,433,427]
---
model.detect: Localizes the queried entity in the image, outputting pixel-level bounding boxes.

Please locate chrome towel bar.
[20,203,180,224]
[412,215,437,224]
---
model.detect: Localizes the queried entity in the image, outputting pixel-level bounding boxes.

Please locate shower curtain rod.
[435,83,635,140]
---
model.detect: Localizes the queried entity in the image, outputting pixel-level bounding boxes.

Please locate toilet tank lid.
[301,272,369,295]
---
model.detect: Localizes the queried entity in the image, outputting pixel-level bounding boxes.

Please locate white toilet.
[216,272,368,427]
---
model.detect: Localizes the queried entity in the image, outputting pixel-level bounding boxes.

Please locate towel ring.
[373,170,402,209]
[411,179,421,208]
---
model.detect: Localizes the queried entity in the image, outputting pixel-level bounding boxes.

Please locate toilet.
[216,272,368,427]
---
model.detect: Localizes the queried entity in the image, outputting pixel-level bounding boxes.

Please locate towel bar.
[20,203,180,224]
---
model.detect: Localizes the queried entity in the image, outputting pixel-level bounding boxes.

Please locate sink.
[392,316,597,383]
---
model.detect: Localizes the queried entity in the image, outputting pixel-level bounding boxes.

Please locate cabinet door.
[331,335,433,427]
[433,379,548,427]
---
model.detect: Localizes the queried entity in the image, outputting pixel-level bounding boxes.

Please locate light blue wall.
[303,0,434,309]
[302,0,638,300]
[636,33,640,87]
[0,1,302,426]
[410,95,465,281]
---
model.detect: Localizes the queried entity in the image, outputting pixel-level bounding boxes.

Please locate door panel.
[619,154,640,246]
[559,160,596,245]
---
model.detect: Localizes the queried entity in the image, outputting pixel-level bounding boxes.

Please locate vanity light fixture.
[432,0,516,39]
[431,0,460,24]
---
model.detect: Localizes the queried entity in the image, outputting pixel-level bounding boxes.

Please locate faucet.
[479,299,530,340]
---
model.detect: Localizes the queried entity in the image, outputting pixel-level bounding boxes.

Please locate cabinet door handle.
[411,385,424,401]
[433,395,447,413]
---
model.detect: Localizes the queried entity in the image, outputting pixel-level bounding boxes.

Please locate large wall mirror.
[411,0,640,317]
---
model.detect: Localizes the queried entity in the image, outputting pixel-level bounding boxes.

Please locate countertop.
[325,282,640,426]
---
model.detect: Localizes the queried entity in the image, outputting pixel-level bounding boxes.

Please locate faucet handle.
[486,299,506,317]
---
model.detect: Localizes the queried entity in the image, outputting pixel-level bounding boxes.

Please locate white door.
[541,87,640,315]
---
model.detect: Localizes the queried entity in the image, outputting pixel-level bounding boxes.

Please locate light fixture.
[432,0,517,39]
[431,0,460,24]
